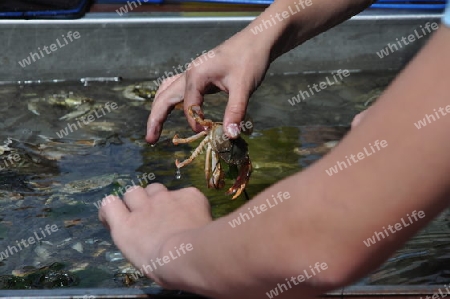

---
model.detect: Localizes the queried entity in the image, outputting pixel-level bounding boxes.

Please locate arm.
[246,0,376,60]
[146,0,375,143]
[152,27,450,298]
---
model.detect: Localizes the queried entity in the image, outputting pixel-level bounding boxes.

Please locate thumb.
[223,88,249,139]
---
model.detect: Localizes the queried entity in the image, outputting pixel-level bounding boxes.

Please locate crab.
[172,106,252,200]
[27,91,96,120]
[122,81,157,101]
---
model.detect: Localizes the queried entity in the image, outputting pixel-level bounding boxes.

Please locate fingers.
[183,73,250,138]
[122,183,168,211]
[154,73,183,99]
[146,74,186,144]
[147,50,252,142]
[145,183,168,197]
[123,186,151,211]
[98,195,130,230]
[184,72,208,133]
[99,183,169,229]
[172,187,213,222]
[223,84,249,139]
[181,187,211,211]
[351,109,370,129]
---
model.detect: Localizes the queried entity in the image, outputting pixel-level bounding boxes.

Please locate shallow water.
[0,71,448,290]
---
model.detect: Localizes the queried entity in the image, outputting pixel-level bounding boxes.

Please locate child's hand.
[146,30,271,144]
[98,184,212,286]
[351,109,370,128]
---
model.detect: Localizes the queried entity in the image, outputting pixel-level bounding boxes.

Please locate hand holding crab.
[172,106,252,200]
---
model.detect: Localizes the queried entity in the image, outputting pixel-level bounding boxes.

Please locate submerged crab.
[173,106,252,200]
[27,91,95,120]
[122,81,157,101]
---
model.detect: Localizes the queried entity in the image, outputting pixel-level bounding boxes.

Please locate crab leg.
[187,106,215,128]
[226,157,252,200]
[208,150,225,189]
[205,144,212,187]
[175,136,210,168]
[172,131,207,145]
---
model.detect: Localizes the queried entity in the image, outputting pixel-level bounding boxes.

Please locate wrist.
[241,1,302,61]
[152,229,200,290]
[242,0,375,61]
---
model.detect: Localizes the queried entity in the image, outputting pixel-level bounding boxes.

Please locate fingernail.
[147,124,159,143]
[226,123,240,138]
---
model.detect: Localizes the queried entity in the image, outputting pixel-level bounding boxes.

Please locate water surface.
[0,71,448,290]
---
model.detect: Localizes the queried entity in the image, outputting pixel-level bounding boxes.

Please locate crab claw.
[172,134,180,145]
[175,159,183,168]
[226,157,252,200]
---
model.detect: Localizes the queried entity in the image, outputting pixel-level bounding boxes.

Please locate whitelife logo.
[287,69,350,106]
[129,243,193,280]
[115,0,150,16]
[413,104,450,129]
[363,210,425,247]
[56,102,118,138]
[18,31,81,68]
[0,224,59,262]
[152,50,215,88]
[420,285,450,299]
[376,22,439,59]
[266,262,328,298]
[325,140,388,176]
[250,0,313,35]
[94,172,156,209]
[228,191,291,228]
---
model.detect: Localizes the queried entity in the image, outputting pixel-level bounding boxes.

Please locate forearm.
[157,27,450,298]
[240,0,374,61]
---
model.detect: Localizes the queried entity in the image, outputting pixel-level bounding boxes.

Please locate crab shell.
[209,123,249,165]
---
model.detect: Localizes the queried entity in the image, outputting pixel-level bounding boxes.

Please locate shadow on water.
[0,71,448,289]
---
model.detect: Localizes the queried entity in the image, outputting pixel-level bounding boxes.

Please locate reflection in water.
[0,72,448,289]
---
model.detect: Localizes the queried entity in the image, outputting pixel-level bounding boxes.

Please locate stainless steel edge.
[0,11,443,82]
[0,285,447,298]
[0,11,442,24]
